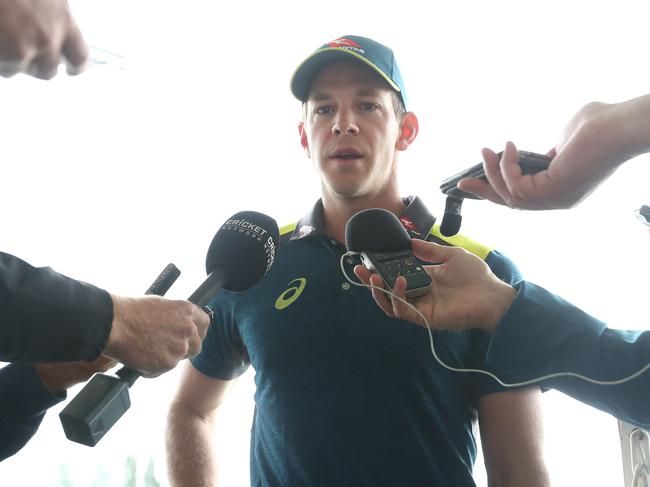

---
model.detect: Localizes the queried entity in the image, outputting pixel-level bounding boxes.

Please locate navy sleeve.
[469,249,529,399]
[488,280,650,429]
[0,252,113,363]
[191,292,250,380]
[0,363,65,461]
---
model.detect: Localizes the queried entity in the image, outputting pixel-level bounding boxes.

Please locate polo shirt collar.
[290,196,437,241]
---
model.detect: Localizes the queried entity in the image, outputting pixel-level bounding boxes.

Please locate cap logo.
[327,38,365,55]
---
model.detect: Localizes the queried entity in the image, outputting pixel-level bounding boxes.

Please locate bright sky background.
[1,0,649,485]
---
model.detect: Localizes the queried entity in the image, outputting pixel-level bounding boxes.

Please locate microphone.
[190,210,279,304]
[345,208,432,298]
[59,263,181,446]
[439,196,463,237]
[59,211,279,447]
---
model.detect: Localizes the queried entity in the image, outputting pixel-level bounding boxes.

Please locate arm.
[356,239,650,428]
[166,363,235,487]
[490,281,650,429]
[477,388,549,487]
[0,357,115,461]
[0,251,210,376]
[0,0,88,79]
[0,251,114,362]
[459,94,650,210]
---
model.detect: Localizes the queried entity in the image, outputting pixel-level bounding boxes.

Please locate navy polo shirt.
[192,196,523,487]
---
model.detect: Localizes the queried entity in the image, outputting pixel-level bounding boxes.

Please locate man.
[0,0,88,79]
[167,35,549,486]
[354,93,650,428]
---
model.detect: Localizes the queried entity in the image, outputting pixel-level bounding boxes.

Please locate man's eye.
[359,102,379,112]
[315,106,334,115]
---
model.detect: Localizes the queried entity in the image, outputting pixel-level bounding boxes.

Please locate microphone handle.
[115,263,181,386]
[187,267,228,307]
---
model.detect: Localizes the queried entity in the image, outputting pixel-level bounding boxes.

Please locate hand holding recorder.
[354,238,515,332]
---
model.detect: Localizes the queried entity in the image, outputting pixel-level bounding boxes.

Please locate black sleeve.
[0,363,66,462]
[0,252,113,363]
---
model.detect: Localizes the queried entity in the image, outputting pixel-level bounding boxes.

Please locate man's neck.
[321,190,405,244]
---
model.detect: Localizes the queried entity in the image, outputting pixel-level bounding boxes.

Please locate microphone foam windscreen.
[345,208,411,253]
[206,211,279,292]
[440,196,464,237]
[440,213,462,237]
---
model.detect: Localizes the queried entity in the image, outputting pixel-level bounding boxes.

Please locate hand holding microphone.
[60,211,279,446]
[103,294,209,378]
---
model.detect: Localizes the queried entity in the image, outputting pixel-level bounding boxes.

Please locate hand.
[458,95,650,210]
[354,239,516,332]
[103,295,211,377]
[0,0,88,79]
[34,355,117,394]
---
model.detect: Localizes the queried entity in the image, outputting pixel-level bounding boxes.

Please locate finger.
[411,239,455,264]
[0,62,20,78]
[28,51,60,80]
[389,276,413,320]
[353,264,372,285]
[186,335,202,358]
[456,176,506,205]
[498,141,528,198]
[61,19,89,75]
[368,273,396,318]
[482,146,516,206]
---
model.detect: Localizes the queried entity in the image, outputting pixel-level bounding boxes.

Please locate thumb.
[411,239,454,263]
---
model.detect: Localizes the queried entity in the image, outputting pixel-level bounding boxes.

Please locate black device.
[59,263,181,447]
[59,211,280,447]
[438,150,552,236]
[440,150,551,200]
[345,208,432,298]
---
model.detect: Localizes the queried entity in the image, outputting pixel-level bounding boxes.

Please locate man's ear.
[396,112,419,151]
[298,122,310,158]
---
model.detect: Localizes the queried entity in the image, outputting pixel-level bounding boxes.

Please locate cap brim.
[290,47,401,102]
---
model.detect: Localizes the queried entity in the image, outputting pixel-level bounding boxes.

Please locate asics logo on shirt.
[275,278,307,310]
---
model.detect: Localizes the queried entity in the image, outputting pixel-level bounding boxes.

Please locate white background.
[1,0,649,485]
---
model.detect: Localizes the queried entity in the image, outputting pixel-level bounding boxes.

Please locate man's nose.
[332,110,359,136]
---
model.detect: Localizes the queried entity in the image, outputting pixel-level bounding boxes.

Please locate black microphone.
[190,210,279,304]
[59,263,181,446]
[60,211,280,447]
[440,196,463,237]
[345,208,432,298]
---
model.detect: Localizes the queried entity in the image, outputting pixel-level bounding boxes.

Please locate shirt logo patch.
[275,278,307,310]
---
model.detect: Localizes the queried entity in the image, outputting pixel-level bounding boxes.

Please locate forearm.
[609,93,650,160]
[0,252,113,362]
[166,403,218,487]
[489,281,650,428]
[479,388,549,487]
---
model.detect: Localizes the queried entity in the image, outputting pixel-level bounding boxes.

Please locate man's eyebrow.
[307,86,383,103]
[308,92,332,102]
[356,87,381,97]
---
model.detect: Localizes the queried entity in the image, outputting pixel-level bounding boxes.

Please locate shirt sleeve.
[190,292,250,380]
[468,249,531,399]
[0,363,66,461]
[488,280,650,429]
[0,252,113,363]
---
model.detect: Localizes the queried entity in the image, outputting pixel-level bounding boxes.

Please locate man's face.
[299,60,412,201]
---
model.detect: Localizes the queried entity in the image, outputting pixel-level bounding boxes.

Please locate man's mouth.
[330,148,362,161]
